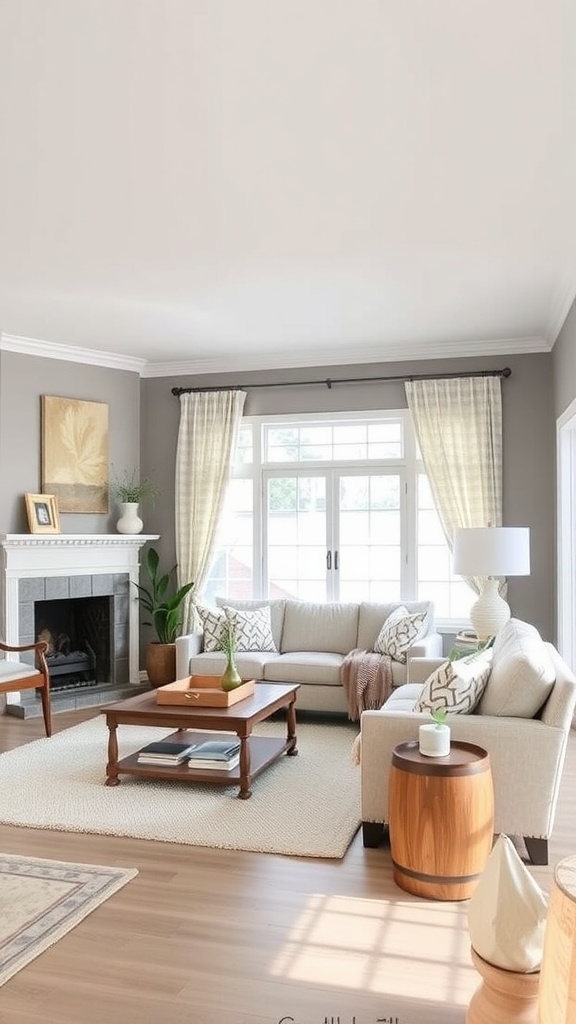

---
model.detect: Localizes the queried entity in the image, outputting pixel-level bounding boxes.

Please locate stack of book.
[137,739,198,766]
[187,738,241,771]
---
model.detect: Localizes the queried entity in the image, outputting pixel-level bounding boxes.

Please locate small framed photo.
[24,493,61,534]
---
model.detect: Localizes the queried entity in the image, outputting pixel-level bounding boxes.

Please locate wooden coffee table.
[100,682,299,799]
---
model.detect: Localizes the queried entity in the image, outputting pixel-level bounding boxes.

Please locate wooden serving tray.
[156,675,256,707]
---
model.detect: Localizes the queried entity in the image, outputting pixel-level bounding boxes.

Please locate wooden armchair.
[0,640,52,736]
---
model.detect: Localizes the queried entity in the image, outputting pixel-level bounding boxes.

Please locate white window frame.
[210,409,471,629]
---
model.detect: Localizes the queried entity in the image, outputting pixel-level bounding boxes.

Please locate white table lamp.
[453,527,530,640]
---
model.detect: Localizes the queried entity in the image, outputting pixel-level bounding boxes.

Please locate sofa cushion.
[478,618,556,718]
[197,605,227,652]
[280,601,359,656]
[373,605,428,662]
[264,651,344,686]
[216,597,285,651]
[223,605,277,652]
[190,650,277,679]
[382,682,424,712]
[414,648,493,715]
[357,601,433,651]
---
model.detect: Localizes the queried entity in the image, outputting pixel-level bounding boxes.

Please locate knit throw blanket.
[341,648,394,721]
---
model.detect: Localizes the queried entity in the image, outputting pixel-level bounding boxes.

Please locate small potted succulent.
[419,707,451,757]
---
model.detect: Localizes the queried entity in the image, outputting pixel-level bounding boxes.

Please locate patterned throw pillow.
[196,605,227,652]
[223,605,277,653]
[373,605,428,662]
[414,648,494,715]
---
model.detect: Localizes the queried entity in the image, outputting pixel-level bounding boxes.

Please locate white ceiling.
[0,1,574,377]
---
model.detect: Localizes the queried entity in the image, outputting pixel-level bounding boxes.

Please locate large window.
[202,411,473,625]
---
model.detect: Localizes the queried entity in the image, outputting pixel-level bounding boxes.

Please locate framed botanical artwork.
[41,396,109,513]
[25,493,61,534]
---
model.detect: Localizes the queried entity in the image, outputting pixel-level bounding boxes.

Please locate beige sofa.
[175,598,442,714]
[359,618,576,864]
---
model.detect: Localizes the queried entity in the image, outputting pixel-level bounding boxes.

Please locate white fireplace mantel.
[0,534,159,684]
[0,534,159,575]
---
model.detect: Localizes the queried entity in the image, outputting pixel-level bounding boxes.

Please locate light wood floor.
[0,709,574,1024]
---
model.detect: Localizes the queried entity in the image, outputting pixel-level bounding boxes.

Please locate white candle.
[419,723,451,757]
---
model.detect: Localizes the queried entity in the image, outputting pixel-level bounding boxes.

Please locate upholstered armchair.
[0,640,52,736]
[359,638,576,866]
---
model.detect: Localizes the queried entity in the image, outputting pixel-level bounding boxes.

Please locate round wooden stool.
[538,853,576,1022]
[388,740,494,900]
[466,947,540,1024]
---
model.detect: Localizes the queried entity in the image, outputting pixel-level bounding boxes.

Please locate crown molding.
[0,333,147,374]
[141,334,550,378]
[0,329,552,379]
[545,277,576,346]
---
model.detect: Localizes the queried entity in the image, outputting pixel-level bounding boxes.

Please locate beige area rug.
[0,854,137,986]
[0,718,361,858]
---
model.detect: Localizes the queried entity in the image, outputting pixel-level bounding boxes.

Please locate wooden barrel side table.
[389,740,494,901]
[538,854,576,1022]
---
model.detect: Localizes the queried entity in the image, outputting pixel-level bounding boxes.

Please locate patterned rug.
[0,854,138,986]
[0,717,361,858]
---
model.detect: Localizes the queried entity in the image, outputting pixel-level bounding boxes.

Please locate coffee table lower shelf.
[112,730,292,793]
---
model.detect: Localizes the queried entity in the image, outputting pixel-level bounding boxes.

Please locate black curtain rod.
[171,367,511,396]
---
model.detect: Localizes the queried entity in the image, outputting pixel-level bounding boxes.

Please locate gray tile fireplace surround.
[10,572,148,719]
[0,533,158,721]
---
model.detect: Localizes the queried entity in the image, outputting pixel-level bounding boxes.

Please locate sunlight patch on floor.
[268,892,478,1008]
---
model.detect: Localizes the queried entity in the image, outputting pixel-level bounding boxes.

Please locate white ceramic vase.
[419,722,451,757]
[116,501,144,535]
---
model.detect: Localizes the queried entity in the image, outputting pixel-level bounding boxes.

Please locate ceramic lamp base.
[470,578,511,640]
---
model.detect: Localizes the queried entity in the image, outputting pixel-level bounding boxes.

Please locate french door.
[263,468,405,602]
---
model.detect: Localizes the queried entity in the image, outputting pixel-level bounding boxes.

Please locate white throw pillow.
[223,605,277,653]
[468,834,548,972]
[478,618,556,718]
[414,648,493,715]
[373,605,428,662]
[196,605,227,652]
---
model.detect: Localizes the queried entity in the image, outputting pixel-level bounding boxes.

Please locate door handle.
[326,550,332,570]
[334,550,339,571]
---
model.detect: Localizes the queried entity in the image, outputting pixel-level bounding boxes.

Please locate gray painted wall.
[0,350,141,534]
[143,351,556,639]
[4,343,576,648]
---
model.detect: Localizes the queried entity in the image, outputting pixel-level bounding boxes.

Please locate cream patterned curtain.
[405,376,502,596]
[175,390,246,631]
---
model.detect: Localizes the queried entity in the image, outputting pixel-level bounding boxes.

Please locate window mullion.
[328,471,338,601]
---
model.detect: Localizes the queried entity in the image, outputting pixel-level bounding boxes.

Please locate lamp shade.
[453,527,530,578]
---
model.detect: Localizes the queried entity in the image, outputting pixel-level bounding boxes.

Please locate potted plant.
[110,469,159,535]
[419,707,451,757]
[134,546,194,687]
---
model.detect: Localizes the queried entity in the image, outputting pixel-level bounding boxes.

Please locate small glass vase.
[220,655,243,691]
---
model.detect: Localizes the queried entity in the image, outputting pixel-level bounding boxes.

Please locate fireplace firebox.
[34,596,112,690]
